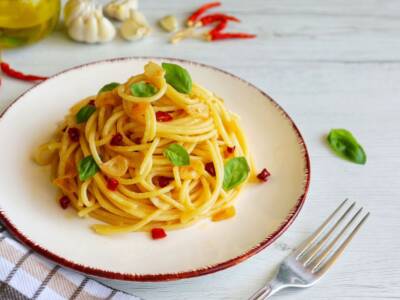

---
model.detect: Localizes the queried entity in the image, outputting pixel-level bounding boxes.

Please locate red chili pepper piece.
[59,196,70,209]
[257,168,271,182]
[0,62,48,82]
[227,146,236,153]
[156,111,173,122]
[187,2,221,26]
[200,14,240,26]
[151,228,167,240]
[134,137,142,145]
[205,162,216,176]
[209,32,256,41]
[68,127,80,142]
[210,20,228,35]
[107,178,119,191]
[158,176,172,188]
[89,100,95,106]
[110,133,123,146]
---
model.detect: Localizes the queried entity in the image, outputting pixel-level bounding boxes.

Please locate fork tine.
[308,207,363,270]
[312,211,370,274]
[302,202,356,264]
[294,199,349,258]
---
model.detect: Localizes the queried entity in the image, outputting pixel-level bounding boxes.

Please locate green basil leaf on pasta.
[98,82,119,94]
[76,105,96,123]
[162,63,192,94]
[78,156,100,181]
[130,82,158,97]
[223,157,250,191]
[327,129,366,165]
[163,144,190,166]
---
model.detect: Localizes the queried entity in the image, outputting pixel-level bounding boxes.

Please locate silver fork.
[249,199,369,299]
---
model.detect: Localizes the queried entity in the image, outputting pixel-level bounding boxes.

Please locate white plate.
[0,57,310,281]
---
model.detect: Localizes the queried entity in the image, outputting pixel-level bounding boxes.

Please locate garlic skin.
[120,10,151,41]
[104,0,138,21]
[159,15,178,33]
[68,8,116,43]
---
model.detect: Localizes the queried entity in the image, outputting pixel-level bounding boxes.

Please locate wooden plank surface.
[1,0,399,299]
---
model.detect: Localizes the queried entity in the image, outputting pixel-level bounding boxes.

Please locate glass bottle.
[0,0,61,48]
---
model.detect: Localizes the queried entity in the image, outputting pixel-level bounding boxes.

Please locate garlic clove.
[119,9,151,42]
[68,16,86,42]
[84,13,99,43]
[159,15,178,33]
[96,11,116,42]
[104,0,138,21]
[120,19,145,41]
[129,10,148,27]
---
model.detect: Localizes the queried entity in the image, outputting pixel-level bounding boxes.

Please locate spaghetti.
[34,62,258,236]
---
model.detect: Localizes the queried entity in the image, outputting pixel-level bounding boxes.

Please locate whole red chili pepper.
[209,32,256,41]
[210,20,228,35]
[0,62,48,82]
[187,2,221,26]
[199,13,240,26]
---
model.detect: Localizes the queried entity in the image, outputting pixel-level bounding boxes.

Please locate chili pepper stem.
[170,22,202,44]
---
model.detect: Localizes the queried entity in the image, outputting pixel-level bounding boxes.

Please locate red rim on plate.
[0,57,310,282]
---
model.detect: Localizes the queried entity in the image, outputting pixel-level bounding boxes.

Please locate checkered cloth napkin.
[0,225,140,300]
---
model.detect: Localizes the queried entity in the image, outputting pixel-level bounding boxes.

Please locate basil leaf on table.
[130,82,158,97]
[223,157,250,191]
[162,63,192,94]
[78,156,100,181]
[327,129,366,165]
[76,105,96,123]
[98,82,119,94]
[163,144,190,166]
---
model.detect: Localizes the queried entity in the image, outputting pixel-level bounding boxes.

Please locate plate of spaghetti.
[0,58,309,281]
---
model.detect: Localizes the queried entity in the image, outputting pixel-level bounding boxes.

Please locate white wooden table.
[2,0,400,299]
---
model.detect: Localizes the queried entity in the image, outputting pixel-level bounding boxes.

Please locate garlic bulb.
[68,8,116,43]
[64,0,95,26]
[104,0,138,21]
[120,10,151,41]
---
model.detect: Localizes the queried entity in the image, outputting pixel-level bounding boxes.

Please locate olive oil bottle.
[0,0,60,48]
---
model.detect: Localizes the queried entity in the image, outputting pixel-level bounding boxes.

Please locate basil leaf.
[98,82,119,94]
[76,105,96,123]
[78,156,100,181]
[130,82,158,97]
[162,63,192,94]
[223,157,250,191]
[327,129,366,165]
[163,144,190,166]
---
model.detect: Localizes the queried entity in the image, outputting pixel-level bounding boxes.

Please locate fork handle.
[248,279,285,300]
